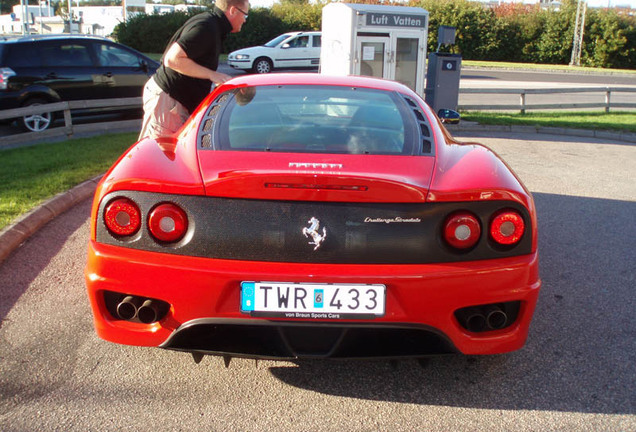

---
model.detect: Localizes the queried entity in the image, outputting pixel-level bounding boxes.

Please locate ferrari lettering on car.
[85,73,541,362]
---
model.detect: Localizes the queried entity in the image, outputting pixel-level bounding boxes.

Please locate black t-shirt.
[153,7,232,113]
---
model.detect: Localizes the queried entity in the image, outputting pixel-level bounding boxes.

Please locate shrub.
[584,9,636,69]
[113,11,195,54]
[112,0,635,69]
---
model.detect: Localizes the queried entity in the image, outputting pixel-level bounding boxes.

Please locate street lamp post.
[21,0,29,34]
[570,0,587,67]
[67,0,73,33]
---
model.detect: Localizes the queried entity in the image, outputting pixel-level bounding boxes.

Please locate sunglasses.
[235,6,248,19]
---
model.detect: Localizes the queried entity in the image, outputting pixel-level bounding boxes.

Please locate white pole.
[67,0,72,33]
[22,0,29,34]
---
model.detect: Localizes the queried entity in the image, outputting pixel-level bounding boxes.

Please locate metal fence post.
[520,92,526,114]
[605,88,611,113]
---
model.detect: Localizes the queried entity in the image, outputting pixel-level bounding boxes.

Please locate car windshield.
[264,34,293,47]
[207,85,419,155]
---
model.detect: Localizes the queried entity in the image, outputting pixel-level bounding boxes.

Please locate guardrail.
[458,86,636,113]
[2,88,635,148]
[0,97,142,148]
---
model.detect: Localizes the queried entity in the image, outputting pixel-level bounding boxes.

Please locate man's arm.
[163,42,231,85]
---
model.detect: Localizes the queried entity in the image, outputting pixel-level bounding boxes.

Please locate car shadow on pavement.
[0,199,92,327]
[268,192,636,416]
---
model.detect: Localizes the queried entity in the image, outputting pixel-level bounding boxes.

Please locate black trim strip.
[357,32,391,37]
[96,191,533,264]
[276,57,320,62]
[160,318,458,359]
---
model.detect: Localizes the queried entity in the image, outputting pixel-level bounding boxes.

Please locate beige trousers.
[138,77,189,140]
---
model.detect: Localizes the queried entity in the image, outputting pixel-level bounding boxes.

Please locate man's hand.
[163,43,231,85]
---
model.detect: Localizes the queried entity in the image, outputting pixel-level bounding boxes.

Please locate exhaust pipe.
[485,305,508,330]
[458,307,486,332]
[116,296,140,320]
[137,299,159,324]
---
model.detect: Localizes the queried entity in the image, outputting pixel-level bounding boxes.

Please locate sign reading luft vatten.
[366,13,427,28]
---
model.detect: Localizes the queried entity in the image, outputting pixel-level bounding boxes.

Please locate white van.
[227,31,321,74]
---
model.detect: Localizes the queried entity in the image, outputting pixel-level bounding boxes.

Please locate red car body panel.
[87,241,540,354]
[86,73,541,359]
[197,152,435,202]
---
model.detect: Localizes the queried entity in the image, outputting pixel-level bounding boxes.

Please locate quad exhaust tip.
[105,291,169,324]
[455,301,520,333]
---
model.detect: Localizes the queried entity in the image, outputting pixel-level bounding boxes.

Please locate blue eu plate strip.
[314,288,324,309]
[241,282,255,312]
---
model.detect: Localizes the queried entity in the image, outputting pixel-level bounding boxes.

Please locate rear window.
[205,85,420,155]
[95,43,141,67]
[3,43,43,68]
[42,43,92,67]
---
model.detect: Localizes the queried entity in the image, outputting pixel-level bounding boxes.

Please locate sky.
[249,0,636,10]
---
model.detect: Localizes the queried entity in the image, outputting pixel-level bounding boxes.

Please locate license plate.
[241,282,385,319]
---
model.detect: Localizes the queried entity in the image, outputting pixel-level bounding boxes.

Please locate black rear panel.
[96,191,533,264]
[160,319,458,359]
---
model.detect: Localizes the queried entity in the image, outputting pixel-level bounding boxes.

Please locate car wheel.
[21,98,53,132]
[252,57,273,74]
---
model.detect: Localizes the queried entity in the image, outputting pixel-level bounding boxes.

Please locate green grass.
[462,60,636,75]
[0,133,136,231]
[461,111,636,133]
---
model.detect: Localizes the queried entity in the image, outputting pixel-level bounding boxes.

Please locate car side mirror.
[438,109,461,125]
[140,60,149,73]
[282,43,290,49]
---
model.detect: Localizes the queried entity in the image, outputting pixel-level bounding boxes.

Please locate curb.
[0,175,102,264]
[448,123,636,144]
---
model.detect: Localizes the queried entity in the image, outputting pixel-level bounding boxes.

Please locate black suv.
[0,34,159,132]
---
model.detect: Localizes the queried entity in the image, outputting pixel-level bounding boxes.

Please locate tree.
[2,0,20,15]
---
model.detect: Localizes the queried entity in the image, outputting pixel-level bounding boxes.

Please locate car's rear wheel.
[252,57,273,74]
[21,98,53,132]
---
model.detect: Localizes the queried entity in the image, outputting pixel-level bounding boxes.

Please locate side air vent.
[202,118,214,133]
[402,95,433,155]
[201,134,212,148]
[198,104,222,148]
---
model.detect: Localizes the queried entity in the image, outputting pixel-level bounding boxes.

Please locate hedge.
[112,0,635,69]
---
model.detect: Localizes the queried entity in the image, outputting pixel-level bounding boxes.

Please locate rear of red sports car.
[85,74,541,360]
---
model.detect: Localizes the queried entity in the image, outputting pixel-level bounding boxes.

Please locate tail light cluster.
[443,209,525,250]
[104,198,141,236]
[104,198,189,243]
[0,67,16,90]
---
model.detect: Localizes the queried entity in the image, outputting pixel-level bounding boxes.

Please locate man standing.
[139,0,249,139]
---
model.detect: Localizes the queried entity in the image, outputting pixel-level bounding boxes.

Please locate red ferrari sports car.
[85,73,541,361]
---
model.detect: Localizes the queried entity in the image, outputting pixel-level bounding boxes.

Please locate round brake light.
[490,210,525,245]
[443,211,481,249]
[104,198,141,236]
[148,203,188,243]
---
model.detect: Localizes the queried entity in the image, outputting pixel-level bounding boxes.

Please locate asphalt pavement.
[0,130,634,430]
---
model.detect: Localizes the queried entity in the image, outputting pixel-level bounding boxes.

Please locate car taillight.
[104,198,141,236]
[0,67,16,90]
[148,203,188,243]
[443,211,481,249]
[490,210,525,245]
